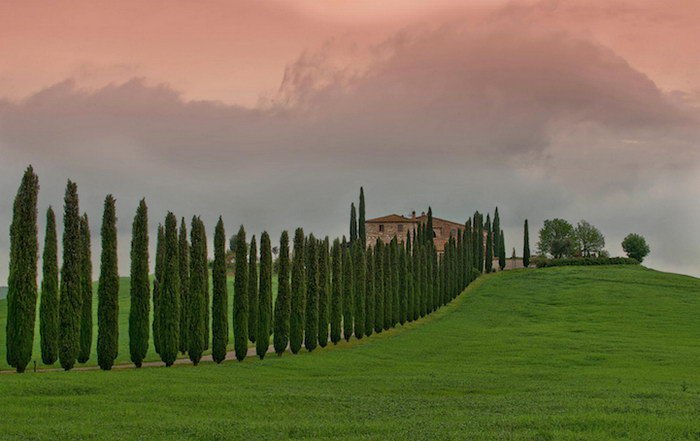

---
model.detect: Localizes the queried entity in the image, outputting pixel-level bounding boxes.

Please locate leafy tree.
[188,217,206,365]
[129,199,150,367]
[364,246,374,336]
[317,237,330,347]
[523,219,530,268]
[78,214,93,364]
[153,224,165,355]
[622,233,650,262]
[178,218,190,354]
[537,218,576,258]
[257,231,272,359]
[247,236,258,343]
[212,217,228,363]
[350,203,357,243]
[40,207,59,365]
[274,231,291,355]
[353,242,365,339]
[6,166,39,373]
[575,220,605,257]
[359,187,366,246]
[97,195,119,370]
[160,212,181,367]
[233,225,248,361]
[59,180,82,371]
[290,228,305,354]
[342,244,354,341]
[304,235,318,351]
[330,239,342,344]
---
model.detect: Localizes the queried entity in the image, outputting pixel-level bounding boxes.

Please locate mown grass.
[1,265,699,440]
[0,275,278,370]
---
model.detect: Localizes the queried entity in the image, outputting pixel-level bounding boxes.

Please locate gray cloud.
[1,16,699,281]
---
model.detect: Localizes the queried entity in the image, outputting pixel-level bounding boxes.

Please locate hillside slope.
[1,266,698,440]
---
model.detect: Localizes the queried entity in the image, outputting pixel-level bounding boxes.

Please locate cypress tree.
[373,239,384,333]
[419,245,427,317]
[160,212,180,366]
[59,180,82,371]
[274,231,291,355]
[426,207,434,242]
[358,187,366,246]
[485,216,493,273]
[188,217,206,365]
[233,226,248,361]
[364,246,374,336]
[383,239,392,330]
[350,203,357,244]
[178,218,189,354]
[128,199,149,367]
[201,228,209,351]
[523,219,531,268]
[391,239,400,326]
[78,213,92,364]
[290,228,305,354]
[40,207,59,365]
[318,237,330,347]
[330,239,342,344]
[6,166,39,373]
[304,235,318,351]
[153,224,165,355]
[493,207,500,257]
[399,246,407,325]
[353,242,365,339]
[247,236,258,343]
[97,195,119,370]
[212,217,228,363]
[257,231,272,359]
[499,230,506,271]
[426,242,434,313]
[342,244,354,341]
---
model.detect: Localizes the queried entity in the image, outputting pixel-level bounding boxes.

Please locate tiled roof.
[365,214,417,223]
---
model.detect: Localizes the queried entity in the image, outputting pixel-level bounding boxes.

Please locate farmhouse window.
[397,224,404,232]
[379,224,384,232]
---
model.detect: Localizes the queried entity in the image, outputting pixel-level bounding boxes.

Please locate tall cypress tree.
[317,237,330,347]
[129,199,149,367]
[274,231,291,355]
[419,245,427,317]
[374,239,384,333]
[40,207,59,365]
[383,239,392,330]
[59,180,82,371]
[233,225,248,361]
[188,217,206,365]
[498,230,506,271]
[353,242,365,339]
[257,231,272,359]
[160,212,180,366]
[178,218,190,354]
[78,213,92,364]
[392,239,400,325]
[330,239,342,345]
[201,227,209,351]
[358,187,366,246]
[493,207,500,257]
[342,244,354,341]
[304,235,318,351]
[523,219,530,268]
[6,166,39,373]
[247,236,258,344]
[485,215,493,273]
[426,207,434,242]
[399,246,407,325]
[350,203,357,244]
[290,228,305,354]
[153,224,165,355]
[212,217,228,363]
[364,246,374,337]
[97,195,119,370]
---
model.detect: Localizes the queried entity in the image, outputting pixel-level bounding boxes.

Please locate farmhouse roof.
[365,214,417,223]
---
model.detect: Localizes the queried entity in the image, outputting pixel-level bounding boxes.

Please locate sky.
[1,0,699,280]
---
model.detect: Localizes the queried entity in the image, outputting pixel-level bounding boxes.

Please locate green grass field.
[1,266,699,440]
[0,275,278,370]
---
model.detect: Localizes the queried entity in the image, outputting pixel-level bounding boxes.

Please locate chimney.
[411,210,416,219]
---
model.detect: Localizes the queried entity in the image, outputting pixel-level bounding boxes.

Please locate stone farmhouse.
[365,211,467,253]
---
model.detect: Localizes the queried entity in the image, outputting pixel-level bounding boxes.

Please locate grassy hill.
[0,275,278,370]
[1,266,698,440]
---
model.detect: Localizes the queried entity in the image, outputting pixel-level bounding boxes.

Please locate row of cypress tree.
[6,169,503,372]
